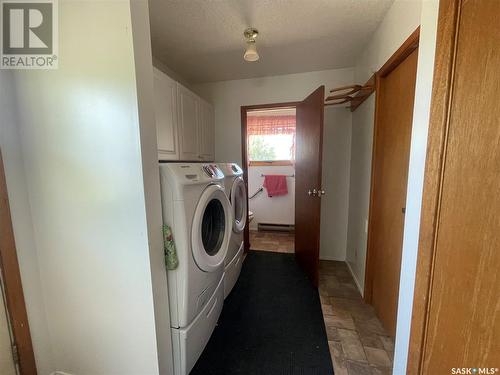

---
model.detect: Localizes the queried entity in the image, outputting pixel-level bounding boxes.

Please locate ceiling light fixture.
[243,27,259,62]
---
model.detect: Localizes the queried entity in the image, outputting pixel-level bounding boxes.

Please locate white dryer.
[159,163,232,375]
[216,163,247,298]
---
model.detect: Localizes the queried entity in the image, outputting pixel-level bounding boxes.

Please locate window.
[247,108,296,165]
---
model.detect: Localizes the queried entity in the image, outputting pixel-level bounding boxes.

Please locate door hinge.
[12,343,20,364]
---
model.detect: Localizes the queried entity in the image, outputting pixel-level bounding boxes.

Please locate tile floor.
[319,260,394,375]
[248,230,394,374]
[249,230,295,253]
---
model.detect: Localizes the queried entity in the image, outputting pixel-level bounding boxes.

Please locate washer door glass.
[192,184,232,272]
[201,199,226,256]
[231,177,247,233]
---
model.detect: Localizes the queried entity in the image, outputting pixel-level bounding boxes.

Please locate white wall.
[354,0,424,84]
[130,1,174,374]
[0,73,55,374]
[248,165,295,230]
[0,1,165,373]
[346,96,375,292]
[320,107,352,261]
[394,1,439,373]
[194,68,354,164]
[346,0,423,294]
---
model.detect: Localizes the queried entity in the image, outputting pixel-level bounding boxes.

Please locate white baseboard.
[319,255,345,261]
[346,260,364,298]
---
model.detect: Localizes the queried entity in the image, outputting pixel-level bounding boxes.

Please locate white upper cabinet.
[153,68,179,160]
[177,83,200,161]
[153,67,215,162]
[198,99,215,161]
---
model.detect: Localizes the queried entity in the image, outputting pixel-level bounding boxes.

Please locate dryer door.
[230,176,247,233]
[192,184,232,272]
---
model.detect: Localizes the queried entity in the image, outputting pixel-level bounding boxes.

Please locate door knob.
[318,189,326,196]
[308,188,318,196]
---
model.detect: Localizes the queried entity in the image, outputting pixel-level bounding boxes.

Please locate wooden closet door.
[419,1,500,372]
[370,49,418,336]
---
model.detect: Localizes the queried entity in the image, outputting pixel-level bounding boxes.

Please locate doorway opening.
[240,86,326,289]
[241,105,298,255]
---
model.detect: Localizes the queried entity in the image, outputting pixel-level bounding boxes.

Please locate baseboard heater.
[257,223,295,232]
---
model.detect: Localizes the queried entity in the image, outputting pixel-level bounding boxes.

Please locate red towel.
[263,175,288,197]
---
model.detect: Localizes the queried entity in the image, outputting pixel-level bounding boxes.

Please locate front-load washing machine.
[159,163,232,374]
[216,163,247,298]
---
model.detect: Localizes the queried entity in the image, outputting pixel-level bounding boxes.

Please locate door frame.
[407,0,461,373]
[363,27,420,304]
[0,150,37,375]
[240,101,299,252]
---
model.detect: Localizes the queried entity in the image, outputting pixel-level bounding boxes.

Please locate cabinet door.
[177,84,200,161]
[198,100,215,161]
[153,68,179,160]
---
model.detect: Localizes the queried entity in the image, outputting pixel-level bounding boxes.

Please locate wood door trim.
[240,107,250,252]
[407,0,461,373]
[364,73,381,304]
[242,102,299,112]
[378,27,420,78]
[364,28,420,304]
[248,160,294,167]
[240,101,299,252]
[0,150,37,375]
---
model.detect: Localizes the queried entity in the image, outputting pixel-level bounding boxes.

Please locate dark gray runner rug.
[191,250,334,374]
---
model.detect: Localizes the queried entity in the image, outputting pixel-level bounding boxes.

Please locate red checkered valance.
[247,115,296,136]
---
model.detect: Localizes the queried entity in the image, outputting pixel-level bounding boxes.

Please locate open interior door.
[295,86,325,287]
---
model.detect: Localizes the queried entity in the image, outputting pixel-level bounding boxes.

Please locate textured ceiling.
[149,0,393,83]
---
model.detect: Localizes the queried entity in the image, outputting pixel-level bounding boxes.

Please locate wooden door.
[370,49,418,335]
[177,84,199,161]
[410,1,500,372]
[0,279,16,375]
[153,68,179,160]
[295,86,325,288]
[0,151,37,374]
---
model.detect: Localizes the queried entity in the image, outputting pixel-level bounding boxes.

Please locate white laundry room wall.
[320,107,352,261]
[0,0,172,374]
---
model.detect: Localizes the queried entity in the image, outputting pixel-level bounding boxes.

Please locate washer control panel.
[202,164,224,179]
[230,163,243,174]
